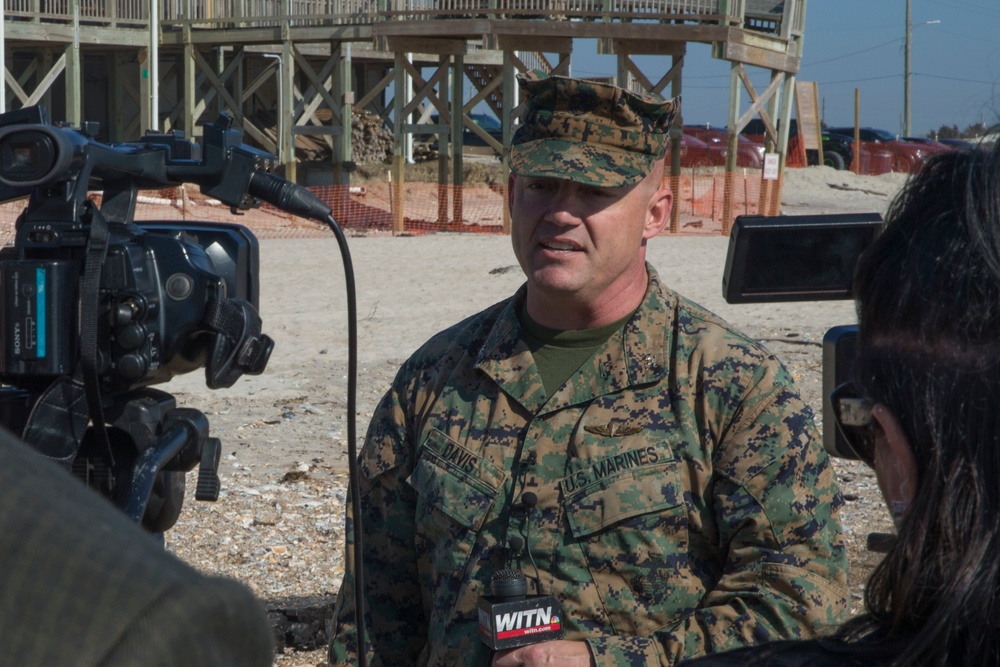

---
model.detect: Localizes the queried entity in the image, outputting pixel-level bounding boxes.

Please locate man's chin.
[526,269,585,297]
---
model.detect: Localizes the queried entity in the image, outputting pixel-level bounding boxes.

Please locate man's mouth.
[540,240,578,252]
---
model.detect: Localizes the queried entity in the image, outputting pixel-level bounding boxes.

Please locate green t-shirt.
[519,306,634,396]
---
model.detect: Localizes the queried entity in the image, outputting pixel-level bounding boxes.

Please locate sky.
[563,0,1000,138]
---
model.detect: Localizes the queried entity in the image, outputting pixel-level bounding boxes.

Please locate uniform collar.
[475,264,673,414]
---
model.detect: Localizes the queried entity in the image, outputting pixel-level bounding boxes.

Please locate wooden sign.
[795,81,823,153]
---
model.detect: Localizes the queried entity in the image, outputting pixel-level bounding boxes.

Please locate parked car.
[741,118,845,169]
[827,127,936,173]
[665,134,734,169]
[937,138,979,150]
[819,131,853,170]
[820,131,895,174]
[683,124,765,168]
[462,113,503,147]
[902,136,953,153]
[423,113,504,150]
[664,134,697,167]
[740,118,895,173]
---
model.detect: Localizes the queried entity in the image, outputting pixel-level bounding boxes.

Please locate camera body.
[722,213,882,459]
[0,105,277,532]
[0,221,262,394]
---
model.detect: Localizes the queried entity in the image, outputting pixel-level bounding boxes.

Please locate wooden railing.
[2,0,799,35]
[157,0,731,23]
[4,0,148,25]
[2,0,787,28]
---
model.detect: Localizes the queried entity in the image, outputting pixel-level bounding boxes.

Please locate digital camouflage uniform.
[329,267,849,666]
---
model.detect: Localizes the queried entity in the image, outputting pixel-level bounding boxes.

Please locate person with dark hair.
[329,72,849,666]
[680,140,1000,666]
[0,425,275,666]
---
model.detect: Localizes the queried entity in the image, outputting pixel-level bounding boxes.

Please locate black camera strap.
[77,202,114,462]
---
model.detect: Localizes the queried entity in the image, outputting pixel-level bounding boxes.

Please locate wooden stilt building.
[0,0,805,229]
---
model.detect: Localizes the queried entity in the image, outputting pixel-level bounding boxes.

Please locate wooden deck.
[2,0,796,39]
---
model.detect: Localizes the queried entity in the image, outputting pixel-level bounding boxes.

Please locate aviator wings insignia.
[584,420,644,437]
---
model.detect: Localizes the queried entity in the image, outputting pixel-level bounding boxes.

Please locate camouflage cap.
[508,72,680,187]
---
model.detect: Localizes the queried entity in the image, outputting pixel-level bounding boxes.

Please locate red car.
[664,134,720,168]
[827,127,938,173]
[665,133,762,169]
[902,136,954,153]
[683,125,765,168]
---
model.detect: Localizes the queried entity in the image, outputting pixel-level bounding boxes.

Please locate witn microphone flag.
[478,594,564,650]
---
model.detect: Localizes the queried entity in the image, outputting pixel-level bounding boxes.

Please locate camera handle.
[19,384,220,533]
[112,394,221,530]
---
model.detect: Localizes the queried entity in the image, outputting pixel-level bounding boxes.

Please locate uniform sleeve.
[329,380,427,665]
[587,356,850,665]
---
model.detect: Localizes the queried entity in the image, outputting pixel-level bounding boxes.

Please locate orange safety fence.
[667,171,768,235]
[0,170,774,242]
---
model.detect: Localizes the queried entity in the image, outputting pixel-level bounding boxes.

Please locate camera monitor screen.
[722,213,884,304]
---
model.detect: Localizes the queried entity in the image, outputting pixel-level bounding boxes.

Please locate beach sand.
[161,165,906,663]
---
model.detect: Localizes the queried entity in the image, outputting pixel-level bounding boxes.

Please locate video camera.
[0,105,327,533]
[721,212,884,459]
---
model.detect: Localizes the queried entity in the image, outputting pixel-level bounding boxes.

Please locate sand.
[157,165,907,662]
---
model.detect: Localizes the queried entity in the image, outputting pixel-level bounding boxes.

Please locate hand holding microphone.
[478,491,564,651]
[492,640,596,667]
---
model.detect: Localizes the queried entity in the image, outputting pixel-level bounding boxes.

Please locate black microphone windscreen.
[491,568,528,599]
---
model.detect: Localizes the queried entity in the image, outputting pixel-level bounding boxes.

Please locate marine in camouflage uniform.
[329,74,849,666]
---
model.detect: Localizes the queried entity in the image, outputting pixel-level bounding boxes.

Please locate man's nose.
[542,184,581,225]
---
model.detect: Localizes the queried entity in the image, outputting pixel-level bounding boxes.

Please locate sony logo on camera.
[0,262,68,374]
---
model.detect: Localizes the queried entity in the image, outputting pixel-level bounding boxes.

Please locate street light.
[904,0,940,137]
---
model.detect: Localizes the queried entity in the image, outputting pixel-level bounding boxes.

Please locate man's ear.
[643,180,672,240]
[871,403,919,519]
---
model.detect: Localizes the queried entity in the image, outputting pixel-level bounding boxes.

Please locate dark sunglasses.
[830,382,877,466]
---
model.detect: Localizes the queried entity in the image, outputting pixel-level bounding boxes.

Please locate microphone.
[478,568,564,650]
[518,491,538,513]
[247,170,333,222]
[478,491,564,650]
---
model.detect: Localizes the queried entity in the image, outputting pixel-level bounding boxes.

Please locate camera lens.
[0,130,56,183]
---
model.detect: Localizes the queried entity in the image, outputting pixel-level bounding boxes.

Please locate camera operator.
[329,73,848,666]
[679,139,1000,666]
[0,425,274,666]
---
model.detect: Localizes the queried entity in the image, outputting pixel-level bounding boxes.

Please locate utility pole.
[904,2,940,138]
[904,0,911,137]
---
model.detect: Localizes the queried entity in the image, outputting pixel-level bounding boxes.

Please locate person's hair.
[838,140,1000,665]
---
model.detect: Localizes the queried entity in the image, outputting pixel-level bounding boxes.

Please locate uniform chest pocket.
[562,452,683,539]
[561,446,698,635]
[406,429,506,535]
